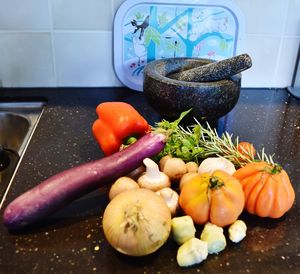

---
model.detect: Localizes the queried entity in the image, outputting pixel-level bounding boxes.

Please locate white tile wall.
[0,0,51,30]
[0,32,55,87]
[51,0,113,30]
[53,31,118,86]
[232,0,288,35]
[0,0,299,88]
[285,0,300,36]
[238,35,282,88]
[274,37,300,87]
[113,0,125,12]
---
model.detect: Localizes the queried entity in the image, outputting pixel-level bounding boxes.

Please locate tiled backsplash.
[0,0,299,88]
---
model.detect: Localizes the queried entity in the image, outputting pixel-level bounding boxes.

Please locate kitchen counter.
[0,87,299,274]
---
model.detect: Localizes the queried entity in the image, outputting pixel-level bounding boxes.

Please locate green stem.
[270,163,282,174]
[209,176,225,189]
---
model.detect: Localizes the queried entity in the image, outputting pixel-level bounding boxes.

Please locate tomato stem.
[270,163,282,174]
[263,163,282,174]
[209,176,225,189]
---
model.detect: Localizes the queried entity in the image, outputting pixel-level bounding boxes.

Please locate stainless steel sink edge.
[0,102,46,209]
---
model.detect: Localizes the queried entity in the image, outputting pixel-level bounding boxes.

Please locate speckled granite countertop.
[0,87,299,274]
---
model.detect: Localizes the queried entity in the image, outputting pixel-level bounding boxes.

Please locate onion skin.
[103,188,171,256]
[3,133,166,230]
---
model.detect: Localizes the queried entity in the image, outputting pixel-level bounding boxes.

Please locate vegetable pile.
[103,106,295,267]
[2,102,296,268]
[100,105,295,267]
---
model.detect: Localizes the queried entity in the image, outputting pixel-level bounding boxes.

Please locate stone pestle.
[168,53,252,82]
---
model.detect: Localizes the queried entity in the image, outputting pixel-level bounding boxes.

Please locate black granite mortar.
[143,57,241,121]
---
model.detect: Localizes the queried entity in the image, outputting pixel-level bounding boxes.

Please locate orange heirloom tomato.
[237,142,256,159]
[233,161,295,218]
[179,170,245,227]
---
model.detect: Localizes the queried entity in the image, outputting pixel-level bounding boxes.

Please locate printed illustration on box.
[115,3,242,91]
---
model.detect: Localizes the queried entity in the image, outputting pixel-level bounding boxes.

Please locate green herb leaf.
[153,110,273,166]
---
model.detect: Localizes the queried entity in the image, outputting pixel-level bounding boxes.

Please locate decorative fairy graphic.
[114,1,244,91]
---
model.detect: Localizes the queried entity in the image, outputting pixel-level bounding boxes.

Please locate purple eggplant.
[3,133,166,230]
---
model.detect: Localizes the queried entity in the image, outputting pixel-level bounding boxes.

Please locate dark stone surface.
[168,54,252,82]
[143,58,241,121]
[0,87,299,274]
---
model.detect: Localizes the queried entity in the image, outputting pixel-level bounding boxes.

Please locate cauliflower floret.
[228,220,247,243]
[200,222,226,254]
[171,216,196,245]
[177,238,208,267]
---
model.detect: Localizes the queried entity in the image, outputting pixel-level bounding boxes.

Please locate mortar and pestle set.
[143,54,252,123]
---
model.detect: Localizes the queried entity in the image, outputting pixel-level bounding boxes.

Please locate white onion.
[102,188,171,256]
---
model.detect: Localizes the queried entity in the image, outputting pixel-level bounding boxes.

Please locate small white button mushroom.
[228,220,247,243]
[200,222,227,254]
[156,187,179,216]
[109,177,140,200]
[171,215,196,245]
[137,158,171,191]
[176,238,208,267]
[185,161,199,173]
[158,155,172,171]
[159,157,187,182]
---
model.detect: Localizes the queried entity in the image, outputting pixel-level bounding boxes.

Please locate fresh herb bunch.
[153,110,274,167]
[153,110,204,163]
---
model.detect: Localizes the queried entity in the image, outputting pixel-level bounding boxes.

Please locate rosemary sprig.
[153,110,274,167]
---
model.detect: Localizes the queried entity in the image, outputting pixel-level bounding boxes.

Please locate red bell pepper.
[92,102,151,155]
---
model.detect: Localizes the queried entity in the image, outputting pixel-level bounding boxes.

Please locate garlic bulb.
[198,157,236,175]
